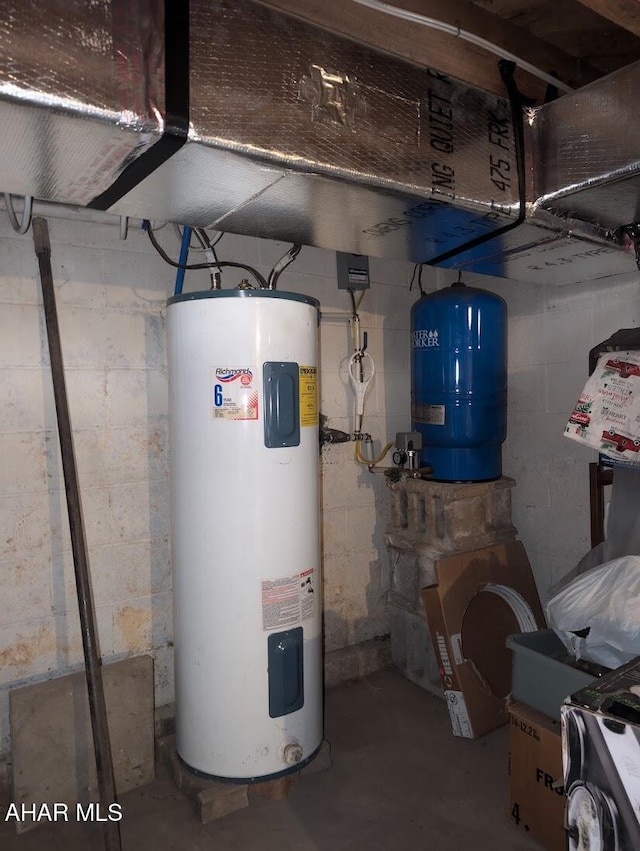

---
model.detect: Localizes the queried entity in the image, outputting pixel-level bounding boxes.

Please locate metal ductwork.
[0,0,636,284]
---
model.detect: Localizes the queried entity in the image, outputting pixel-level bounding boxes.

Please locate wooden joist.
[257,0,600,101]
[573,0,640,38]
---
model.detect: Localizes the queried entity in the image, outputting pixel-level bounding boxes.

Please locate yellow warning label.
[299,366,318,427]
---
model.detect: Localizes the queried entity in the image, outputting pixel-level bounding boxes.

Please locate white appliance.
[167,287,322,780]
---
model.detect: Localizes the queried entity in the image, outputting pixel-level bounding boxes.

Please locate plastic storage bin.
[507,629,599,720]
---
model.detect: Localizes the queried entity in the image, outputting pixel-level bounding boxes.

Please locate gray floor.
[1,669,542,850]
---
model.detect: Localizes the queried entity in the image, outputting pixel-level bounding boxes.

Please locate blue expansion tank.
[411,281,507,482]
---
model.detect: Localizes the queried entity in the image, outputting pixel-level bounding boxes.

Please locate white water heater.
[167,288,323,781]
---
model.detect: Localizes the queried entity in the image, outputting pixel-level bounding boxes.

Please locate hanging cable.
[268,243,302,289]
[409,263,425,296]
[350,0,573,93]
[174,223,223,251]
[143,220,268,289]
[4,193,33,234]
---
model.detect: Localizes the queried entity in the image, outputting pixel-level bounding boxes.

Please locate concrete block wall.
[3,204,636,762]
[438,267,640,600]
[0,213,419,761]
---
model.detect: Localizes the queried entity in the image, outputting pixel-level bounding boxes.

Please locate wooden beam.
[384,0,600,83]
[573,0,640,38]
[256,0,600,101]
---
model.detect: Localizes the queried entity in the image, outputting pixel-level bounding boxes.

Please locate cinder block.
[0,303,45,368]
[387,544,441,614]
[385,477,517,696]
[381,329,410,372]
[0,432,47,495]
[373,282,414,330]
[388,604,441,698]
[324,636,391,687]
[546,360,587,414]
[10,655,155,833]
[58,309,147,370]
[386,476,517,554]
[543,307,592,365]
[154,703,175,739]
[0,616,59,687]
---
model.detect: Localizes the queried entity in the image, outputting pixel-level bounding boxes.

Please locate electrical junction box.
[336,252,370,290]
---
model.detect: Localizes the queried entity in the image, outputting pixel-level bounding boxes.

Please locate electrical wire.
[173,223,224,251]
[194,227,220,267]
[409,263,425,296]
[350,0,573,93]
[143,220,268,289]
[4,193,33,234]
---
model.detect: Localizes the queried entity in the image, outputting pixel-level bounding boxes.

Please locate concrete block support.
[388,604,441,696]
[387,476,516,554]
[385,476,517,694]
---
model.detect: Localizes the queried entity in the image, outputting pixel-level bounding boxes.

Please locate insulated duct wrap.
[531,61,640,231]
[109,0,520,262]
[0,0,164,206]
[0,0,636,283]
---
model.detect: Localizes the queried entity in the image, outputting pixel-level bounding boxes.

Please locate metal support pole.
[32,218,122,851]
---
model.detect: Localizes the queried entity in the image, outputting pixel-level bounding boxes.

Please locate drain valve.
[282,742,303,766]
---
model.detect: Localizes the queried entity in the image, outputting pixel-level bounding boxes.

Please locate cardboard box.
[421,540,545,738]
[562,657,640,850]
[509,701,566,851]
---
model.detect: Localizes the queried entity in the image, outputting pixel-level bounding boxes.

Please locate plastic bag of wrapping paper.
[546,556,640,668]
[564,351,640,463]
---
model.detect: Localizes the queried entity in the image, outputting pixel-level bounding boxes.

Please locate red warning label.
[261,568,316,631]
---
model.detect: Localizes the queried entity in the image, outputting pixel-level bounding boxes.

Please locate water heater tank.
[411,282,507,482]
[167,288,323,781]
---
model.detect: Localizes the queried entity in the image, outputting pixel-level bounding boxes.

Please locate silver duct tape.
[530,60,640,230]
[113,0,518,263]
[0,0,164,205]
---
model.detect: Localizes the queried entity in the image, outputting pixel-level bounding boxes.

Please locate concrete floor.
[1,669,542,851]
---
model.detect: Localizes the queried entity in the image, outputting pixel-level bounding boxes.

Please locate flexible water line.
[349,350,375,426]
[484,583,538,632]
[350,0,573,94]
